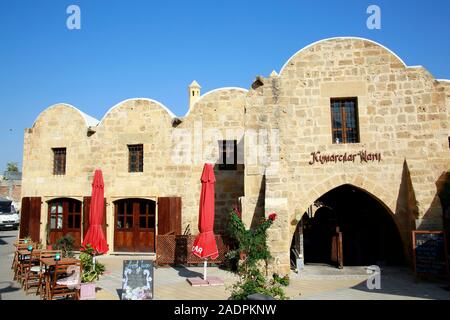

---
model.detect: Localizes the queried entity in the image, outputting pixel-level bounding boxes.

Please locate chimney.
[188,80,201,110]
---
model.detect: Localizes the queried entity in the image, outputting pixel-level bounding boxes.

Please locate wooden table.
[17,249,42,256]
[40,257,80,300]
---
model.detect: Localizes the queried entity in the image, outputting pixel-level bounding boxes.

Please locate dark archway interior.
[299,185,405,266]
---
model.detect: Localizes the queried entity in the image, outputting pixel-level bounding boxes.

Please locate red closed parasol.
[82,169,108,254]
[192,164,218,280]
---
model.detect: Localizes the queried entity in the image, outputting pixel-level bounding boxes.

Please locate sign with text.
[412,231,449,278]
[309,150,381,165]
[121,260,154,300]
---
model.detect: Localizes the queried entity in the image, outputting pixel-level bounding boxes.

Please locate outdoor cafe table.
[40,257,80,300]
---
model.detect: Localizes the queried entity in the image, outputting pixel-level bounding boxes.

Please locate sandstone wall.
[243,38,450,274]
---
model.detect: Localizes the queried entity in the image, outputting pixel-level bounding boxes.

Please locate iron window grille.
[128,144,144,172]
[52,148,66,175]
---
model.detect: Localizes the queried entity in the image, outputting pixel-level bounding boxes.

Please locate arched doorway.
[47,198,82,249]
[114,198,156,252]
[292,185,405,267]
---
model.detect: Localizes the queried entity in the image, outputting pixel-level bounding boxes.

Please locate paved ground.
[1,229,450,300]
[0,229,39,300]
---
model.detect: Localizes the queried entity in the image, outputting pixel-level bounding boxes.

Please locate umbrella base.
[186,276,224,287]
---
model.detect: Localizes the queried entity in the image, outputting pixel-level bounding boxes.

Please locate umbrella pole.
[203,259,207,281]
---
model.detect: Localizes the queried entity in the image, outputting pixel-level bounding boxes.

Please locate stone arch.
[32,103,99,129]
[98,98,176,126]
[279,37,408,76]
[288,176,410,268]
[183,87,248,119]
[297,174,397,224]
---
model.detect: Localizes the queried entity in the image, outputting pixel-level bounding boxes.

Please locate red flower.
[268,213,277,221]
[233,205,242,219]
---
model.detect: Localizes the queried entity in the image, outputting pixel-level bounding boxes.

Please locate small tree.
[6,162,19,173]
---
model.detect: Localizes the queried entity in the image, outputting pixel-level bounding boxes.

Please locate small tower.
[188,80,201,110]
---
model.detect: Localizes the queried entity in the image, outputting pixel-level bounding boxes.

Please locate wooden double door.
[47,198,82,250]
[114,197,181,253]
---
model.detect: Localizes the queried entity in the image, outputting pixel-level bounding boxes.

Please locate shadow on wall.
[394,159,419,267]
[436,171,450,254]
[251,174,266,230]
[213,138,245,234]
[396,160,449,262]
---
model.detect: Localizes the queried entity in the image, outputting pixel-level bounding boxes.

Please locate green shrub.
[79,244,105,283]
[227,209,288,300]
[52,234,75,258]
[272,273,290,287]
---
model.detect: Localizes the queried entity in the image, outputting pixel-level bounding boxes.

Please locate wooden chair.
[36,250,62,299]
[14,242,38,282]
[22,250,42,294]
[12,242,29,272]
[49,262,81,300]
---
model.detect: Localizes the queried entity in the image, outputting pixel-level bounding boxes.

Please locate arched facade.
[21,38,449,272]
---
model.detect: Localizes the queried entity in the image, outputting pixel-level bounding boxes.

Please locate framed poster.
[121,260,154,300]
[412,231,449,279]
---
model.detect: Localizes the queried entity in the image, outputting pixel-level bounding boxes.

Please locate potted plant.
[52,234,75,257]
[79,244,105,300]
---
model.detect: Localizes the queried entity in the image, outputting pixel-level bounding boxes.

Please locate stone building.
[21,37,449,274]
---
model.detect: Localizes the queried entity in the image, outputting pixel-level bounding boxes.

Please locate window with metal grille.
[128,144,144,172]
[218,140,237,170]
[52,148,66,175]
[331,98,360,144]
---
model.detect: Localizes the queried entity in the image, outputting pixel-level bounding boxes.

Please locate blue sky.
[1,0,449,172]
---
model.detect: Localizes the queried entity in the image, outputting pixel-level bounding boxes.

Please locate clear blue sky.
[1,0,449,172]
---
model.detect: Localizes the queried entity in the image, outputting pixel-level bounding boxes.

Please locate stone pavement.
[0,229,39,300]
[2,229,450,300]
[95,256,450,300]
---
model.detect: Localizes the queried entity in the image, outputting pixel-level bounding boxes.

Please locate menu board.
[121,260,154,300]
[412,231,449,278]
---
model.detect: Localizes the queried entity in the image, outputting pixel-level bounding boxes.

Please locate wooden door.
[331,227,343,269]
[19,197,31,239]
[48,198,82,249]
[19,197,41,241]
[157,197,182,235]
[114,199,155,252]
[135,199,155,252]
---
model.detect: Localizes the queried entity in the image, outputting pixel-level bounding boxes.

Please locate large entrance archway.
[292,184,405,267]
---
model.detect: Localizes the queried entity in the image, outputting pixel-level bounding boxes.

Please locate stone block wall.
[243,38,450,274]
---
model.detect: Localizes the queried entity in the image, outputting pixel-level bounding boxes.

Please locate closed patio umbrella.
[82,169,108,254]
[192,163,218,280]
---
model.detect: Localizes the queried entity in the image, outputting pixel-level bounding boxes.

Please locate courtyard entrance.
[114,198,156,252]
[292,185,405,268]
